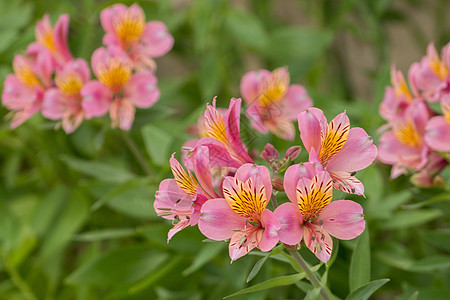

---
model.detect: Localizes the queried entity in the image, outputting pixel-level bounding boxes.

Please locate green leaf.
[224,9,268,50]
[421,229,450,252]
[141,124,173,167]
[246,244,284,282]
[304,287,321,300]
[346,279,390,300]
[39,189,89,260]
[183,242,225,276]
[370,190,412,219]
[349,229,370,291]
[73,228,137,242]
[380,209,442,229]
[66,246,168,285]
[407,255,450,273]
[402,192,450,209]
[105,185,158,220]
[61,155,136,183]
[224,273,308,299]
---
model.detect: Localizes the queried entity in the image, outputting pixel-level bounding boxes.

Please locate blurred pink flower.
[378,100,432,178]
[2,53,52,128]
[100,3,174,71]
[275,168,365,263]
[28,14,73,67]
[298,108,377,195]
[198,164,280,261]
[41,58,90,133]
[81,47,160,130]
[409,43,449,102]
[191,97,254,169]
[425,93,450,152]
[240,67,312,140]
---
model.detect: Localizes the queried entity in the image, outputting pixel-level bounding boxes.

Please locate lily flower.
[100,3,174,71]
[198,164,281,261]
[275,166,365,263]
[240,67,312,140]
[298,108,377,195]
[41,58,90,133]
[81,46,160,130]
[425,93,450,152]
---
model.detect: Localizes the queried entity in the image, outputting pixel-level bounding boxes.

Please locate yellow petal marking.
[97,57,131,93]
[393,120,422,147]
[296,175,332,221]
[223,177,267,221]
[258,68,289,107]
[14,59,41,88]
[203,105,229,145]
[56,72,83,96]
[319,116,350,165]
[113,10,145,45]
[429,55,448,81]
[171,160,199,198]
[443,101,450,125]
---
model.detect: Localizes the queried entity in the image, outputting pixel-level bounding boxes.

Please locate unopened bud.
[261,143,279,163]
[283,146,301,162]
[272,177,284,192]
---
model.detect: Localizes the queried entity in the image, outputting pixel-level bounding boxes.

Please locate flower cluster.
[2,4,173,132]
[378,43,450,186]
[154,72,377,262]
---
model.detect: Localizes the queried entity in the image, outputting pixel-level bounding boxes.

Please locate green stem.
[119,130,152,176]
[287,247,332,300]
[3,259,38,300]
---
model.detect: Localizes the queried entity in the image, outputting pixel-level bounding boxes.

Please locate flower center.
[37,28,57,53]
[56,72,83,96]
[393,120,422,147]
[296,174,332,221]
[171,160,199,198]
[203,105,229,145]
[223,177,267,221]
[429,57,448,81]
[113,12,145,45]
[97,58,131,93]
[14,59,40,88]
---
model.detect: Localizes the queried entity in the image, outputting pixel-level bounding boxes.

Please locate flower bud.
[272,177,284,192]
[261,143,279,163]
[283,146,301,162]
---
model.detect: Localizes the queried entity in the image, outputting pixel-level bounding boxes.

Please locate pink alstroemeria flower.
[378,100,432,178]
[380,66,416,122]
[192,97,254,169]
[240,67,312,140]
[198,164,281,261]
[41,58,90,133]
[425,93,450,152]
[298,108,377,195]
[28,14,73,67]
[100,3,174,71]
[409,43,449,103]
[2,53,52,128]
[154,147,218,241]
[81,46,160,130]
[275,166,365,263]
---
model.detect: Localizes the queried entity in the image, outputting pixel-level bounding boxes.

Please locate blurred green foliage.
[0,0,450,299]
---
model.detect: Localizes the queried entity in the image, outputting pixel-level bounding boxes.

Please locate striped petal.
[319,112,350,165]
[296,171,333,221]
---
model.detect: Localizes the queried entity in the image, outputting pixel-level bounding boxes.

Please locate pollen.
[97,58,131,93]
[393,120,422,147]
[56,72,83,96]
[113,11,145,45]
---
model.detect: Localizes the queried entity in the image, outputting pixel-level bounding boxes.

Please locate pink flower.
[81,47,160,130]
[275,167,365,263]
[100,3,174,71]
[409,43,449,103]
[191,97,254,169]
[378,100,432,178]
[2,54,51,128]
[29,14,73,67]
[154,149,217,241]
[240,67,312,140]
[198,164,281,261]
[298,108,377,195]
[425,93,450,152]
[41,58,90,133]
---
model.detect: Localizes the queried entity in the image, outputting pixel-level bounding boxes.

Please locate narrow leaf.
[346,279,389,300]
[349,229,370,291]
[183,242,225,276]
[142,124,173,167]
[247,244,284,282]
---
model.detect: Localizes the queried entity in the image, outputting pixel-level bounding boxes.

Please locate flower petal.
[258,209,281,252]
[228,229,258,261]
[81,80,111,118]
[298,108,324,155]
[125,72,160,108]
[198,198,246,241]
[274,202,302,246]
[282,85,312,120]
[303,223,333,263]
[191,145,218,199]
[329,171,365,195]
[234,164,272,201]
[425,116,450,152]
[318,200,365,240]
[240,69,271,104]
[140,21,174,57]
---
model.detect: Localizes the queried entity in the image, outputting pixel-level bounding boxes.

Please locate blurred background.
[0,0,449,299]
